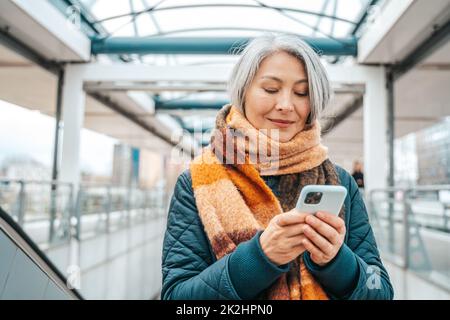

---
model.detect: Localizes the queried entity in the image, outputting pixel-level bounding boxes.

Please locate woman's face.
[243,51,311,143]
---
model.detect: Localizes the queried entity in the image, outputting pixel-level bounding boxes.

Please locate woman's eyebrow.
[260,75,308,84]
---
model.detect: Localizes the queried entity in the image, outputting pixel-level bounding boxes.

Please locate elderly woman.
[161,34,393,300]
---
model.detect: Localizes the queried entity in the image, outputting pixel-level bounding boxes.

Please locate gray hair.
[228,34,331,123]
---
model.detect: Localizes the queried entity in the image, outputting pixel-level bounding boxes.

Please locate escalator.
[0,206,82,300]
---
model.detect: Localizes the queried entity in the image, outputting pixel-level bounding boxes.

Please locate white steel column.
[59,64,87,188]
[327,65,388,193]
[363,66,388,193]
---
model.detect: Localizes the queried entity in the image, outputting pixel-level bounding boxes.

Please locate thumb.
[276,209,308,227]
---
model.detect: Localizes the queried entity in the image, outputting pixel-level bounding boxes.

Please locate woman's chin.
[257,127,292,142]
[270,130,294,143]
[278,134,294,143]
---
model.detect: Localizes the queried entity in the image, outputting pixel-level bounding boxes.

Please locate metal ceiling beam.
[85,81,364,94]
[155,100,228,110]
[392,18,450,81]
[350,0,380,36]
[182,126,213,134]
[321,95,363,135]
[91,36,358,56]
[252,0,337,41]
[330,0,338,37]
[0,28,62,75]
[313,0,331,37]
[331,0,380,64]
[49,0,108,37]
[169,114,212,149]
[96,4,356,25]
[90,92,196,157]
[84,82,227,92]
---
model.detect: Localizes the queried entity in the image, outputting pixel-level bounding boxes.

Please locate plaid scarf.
[190,104,344,299]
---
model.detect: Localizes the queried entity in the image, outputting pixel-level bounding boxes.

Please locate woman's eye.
[295,92,308,97]
[263,88,278,93]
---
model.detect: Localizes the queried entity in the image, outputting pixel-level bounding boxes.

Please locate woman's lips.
[267,118,295,128]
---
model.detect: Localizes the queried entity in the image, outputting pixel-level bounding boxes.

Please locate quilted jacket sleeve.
[303,167,394,300]
[161,171,289,300]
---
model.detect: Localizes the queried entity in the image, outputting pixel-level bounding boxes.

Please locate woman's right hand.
[259,209,309,266]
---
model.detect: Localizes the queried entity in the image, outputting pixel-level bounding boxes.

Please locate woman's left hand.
[302,211,346,266]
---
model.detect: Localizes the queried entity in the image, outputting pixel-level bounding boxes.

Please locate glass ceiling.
[52,0,383,67]
[78,0,374,38]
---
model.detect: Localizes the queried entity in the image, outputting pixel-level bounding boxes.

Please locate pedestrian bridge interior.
[0,0,449,299]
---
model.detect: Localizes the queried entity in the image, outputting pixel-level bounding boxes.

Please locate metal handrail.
[368,185,450,292]
[371,185,450,193]
[0,179,73,187]
[0,179,168,244]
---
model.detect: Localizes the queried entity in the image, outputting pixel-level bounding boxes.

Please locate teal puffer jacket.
[161,165,394,300]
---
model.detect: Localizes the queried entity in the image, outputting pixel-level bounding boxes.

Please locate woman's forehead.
[257,75,308,86]
[257,52,306,77]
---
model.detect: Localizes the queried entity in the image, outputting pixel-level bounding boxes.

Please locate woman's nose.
[275,94,294,112]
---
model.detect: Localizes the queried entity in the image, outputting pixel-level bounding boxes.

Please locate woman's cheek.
[255,91,271,102]
[256,94,275,112]
[298,101,311,117]
[246,91,269,110]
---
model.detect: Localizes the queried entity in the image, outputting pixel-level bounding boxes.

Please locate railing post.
[105,186,111,233]
[74,187,83,241]
[368,189,376,221]
[16,180,26,227]
[126,187,131,228]
[403,190,411,270]
[67,183,75,238]
[388,190,395,255]
[49,181,57,243]
[150,190,154,219]
[161,180,168,218]
[443,203,450,231]
[147,187,153,220]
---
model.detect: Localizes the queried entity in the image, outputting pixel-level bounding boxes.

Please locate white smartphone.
[295,185,347,216]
